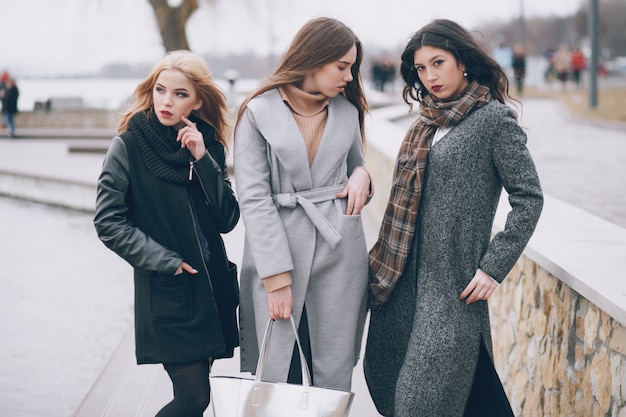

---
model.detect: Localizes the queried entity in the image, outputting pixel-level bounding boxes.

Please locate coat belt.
[272,184,345,249]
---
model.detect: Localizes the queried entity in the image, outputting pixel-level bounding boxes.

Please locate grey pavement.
[0,130,382,416]
[4,127,116,139]
[0,93,625,416]
[520,98,626,230]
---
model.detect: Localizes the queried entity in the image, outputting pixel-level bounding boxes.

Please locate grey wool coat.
[234,89,369,391]
[364,100,543,417]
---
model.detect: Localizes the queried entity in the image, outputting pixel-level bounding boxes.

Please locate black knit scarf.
[129,111,215,185]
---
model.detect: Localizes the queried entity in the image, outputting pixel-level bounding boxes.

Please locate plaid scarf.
[368,81,492,308]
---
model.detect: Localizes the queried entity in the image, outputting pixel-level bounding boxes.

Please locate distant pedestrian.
[1,75,19,138]
[544,48,556,84]
[0,70,7,96]
[372,57,397,92]
[511,44,526,95]
[553,43,571,90]
[364,19,543,417]
[570,47,586,88]
[94,50,240,417]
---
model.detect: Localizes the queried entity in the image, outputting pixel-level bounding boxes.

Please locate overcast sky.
[1,0,584,76]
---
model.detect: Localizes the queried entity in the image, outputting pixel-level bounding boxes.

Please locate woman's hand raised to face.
[177,115,206,161]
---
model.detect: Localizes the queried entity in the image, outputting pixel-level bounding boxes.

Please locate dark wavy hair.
[400,19,513,108]
[236,17,368,143]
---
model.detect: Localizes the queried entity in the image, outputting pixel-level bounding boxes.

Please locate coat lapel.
[310,96,356,185]
[247,89,312,190]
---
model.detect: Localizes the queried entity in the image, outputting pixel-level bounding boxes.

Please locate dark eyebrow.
[155,82,190,92]
[414,54,446,66]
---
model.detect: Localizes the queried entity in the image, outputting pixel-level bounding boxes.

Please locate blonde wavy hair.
[118,50,230,149]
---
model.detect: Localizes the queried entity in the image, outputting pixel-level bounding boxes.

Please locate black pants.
[463,341,515,417]
[287,305,313,385]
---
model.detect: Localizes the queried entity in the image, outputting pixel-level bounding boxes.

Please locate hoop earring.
[418,88,423,101]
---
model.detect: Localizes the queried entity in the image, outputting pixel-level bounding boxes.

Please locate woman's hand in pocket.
[336,167,370,215]
[460,269,498,304]
[175,261,198,276]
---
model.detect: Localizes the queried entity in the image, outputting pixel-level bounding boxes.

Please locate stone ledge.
[494,193,626,328]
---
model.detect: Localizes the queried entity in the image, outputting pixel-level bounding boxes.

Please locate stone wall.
[15,109,118,129]
[489,255,626,417]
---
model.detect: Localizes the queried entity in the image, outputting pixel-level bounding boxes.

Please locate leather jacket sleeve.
[192,145,240,234]
[93,136,182,274]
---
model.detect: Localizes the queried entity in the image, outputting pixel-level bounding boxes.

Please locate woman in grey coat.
[365,20,543,417]
[234,17,372,391]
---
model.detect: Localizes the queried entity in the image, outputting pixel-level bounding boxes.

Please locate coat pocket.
[150,272,193,322]
[224,261,239,311]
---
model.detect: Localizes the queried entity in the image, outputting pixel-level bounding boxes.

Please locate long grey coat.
[364,100,543,416]
[234,89,369,391]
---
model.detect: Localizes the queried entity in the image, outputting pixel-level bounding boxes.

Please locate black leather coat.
[94,131,240,365]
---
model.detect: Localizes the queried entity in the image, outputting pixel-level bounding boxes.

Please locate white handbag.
[210,317,354,417]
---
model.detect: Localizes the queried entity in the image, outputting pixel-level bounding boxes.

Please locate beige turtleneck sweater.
[280,84,330,165]
[261,85,330,293]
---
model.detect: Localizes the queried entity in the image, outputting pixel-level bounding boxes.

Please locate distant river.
[15,77,261,112]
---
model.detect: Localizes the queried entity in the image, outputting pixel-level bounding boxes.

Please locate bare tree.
[147,0,208,51]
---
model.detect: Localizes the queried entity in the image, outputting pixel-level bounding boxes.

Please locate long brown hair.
[118,50,230,149]
[236,17,368,143]
[400,19,514,109]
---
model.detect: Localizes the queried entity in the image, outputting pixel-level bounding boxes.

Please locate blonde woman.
[94,50,239,416]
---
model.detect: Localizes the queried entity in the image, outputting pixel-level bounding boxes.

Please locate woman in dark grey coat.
[365,20,543,417]
[94,51,239,417]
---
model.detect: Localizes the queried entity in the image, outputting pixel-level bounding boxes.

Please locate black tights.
[156,359,211,417]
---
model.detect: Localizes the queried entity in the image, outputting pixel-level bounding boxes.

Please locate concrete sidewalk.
[4,127,115,139]
[1,93,624,416]
[0,131,383,416]
[71,214,382,417]
[0,138,108,212]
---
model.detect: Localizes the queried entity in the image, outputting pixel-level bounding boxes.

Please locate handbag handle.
[255,316,312,387]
